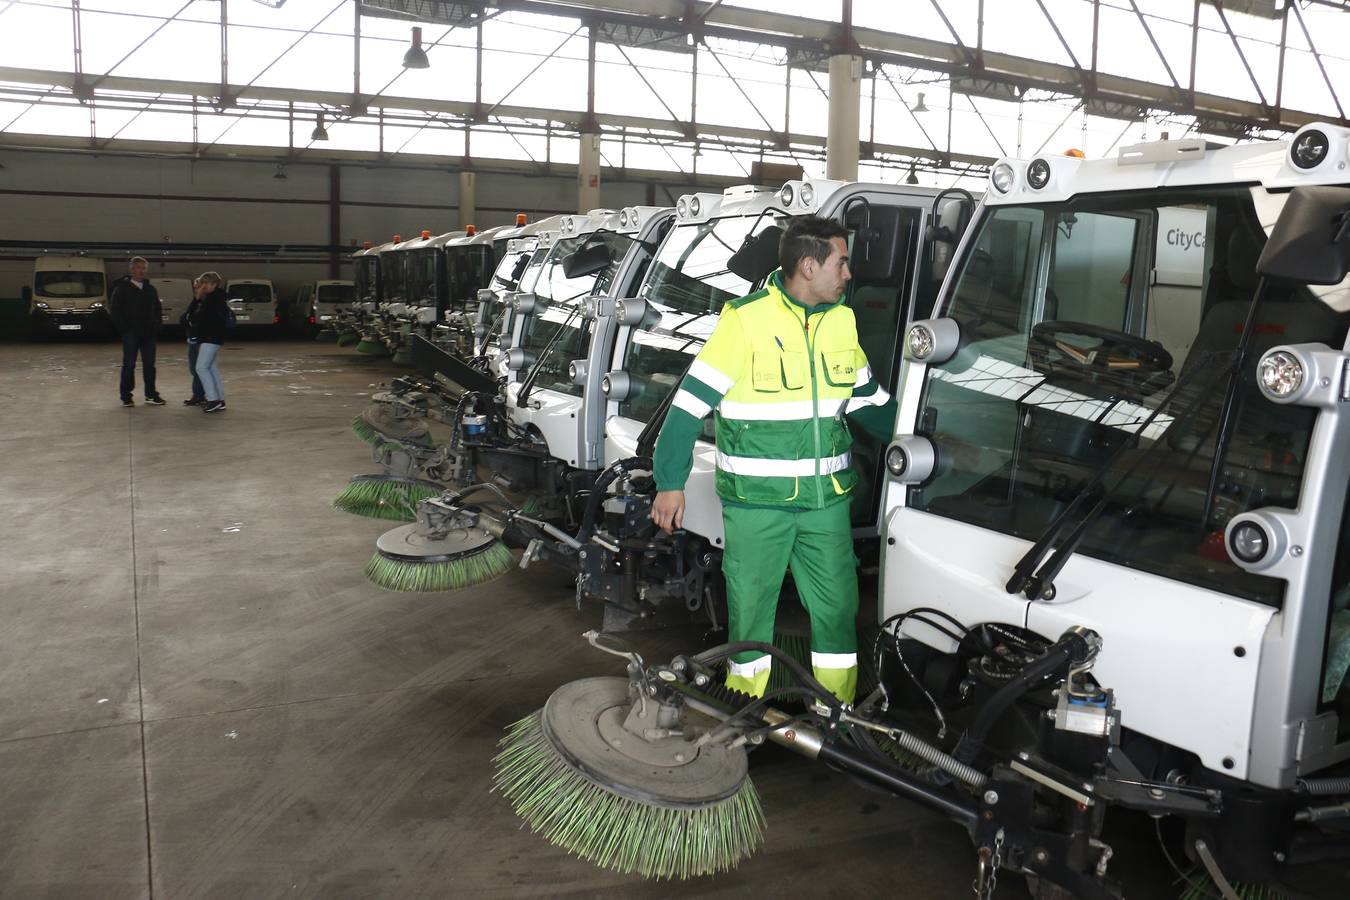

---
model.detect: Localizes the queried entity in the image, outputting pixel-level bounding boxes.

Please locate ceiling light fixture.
[403,26,431,69]
[311,113,329,142]
[911,91,929,113]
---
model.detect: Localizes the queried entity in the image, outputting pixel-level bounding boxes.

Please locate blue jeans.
[195,341,224,402]
[186,339,205,399]
[119,333,157,401]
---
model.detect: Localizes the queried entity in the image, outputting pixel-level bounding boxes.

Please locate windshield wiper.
[518,305,585,405]
[1004,351,1233,600]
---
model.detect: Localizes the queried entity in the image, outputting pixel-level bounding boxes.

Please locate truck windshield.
[520,232,637,398]
[909,185,1350,608]
[35,271,105,298]
[381,254,407,303]
[229,284,273,304]
[447,245,493,304]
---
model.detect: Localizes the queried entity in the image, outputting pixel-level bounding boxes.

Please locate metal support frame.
[2,0,1348,184]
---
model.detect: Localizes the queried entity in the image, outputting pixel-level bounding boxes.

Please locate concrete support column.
[826,53,863,182]
[458,171,477,228]
[578,132,601,213]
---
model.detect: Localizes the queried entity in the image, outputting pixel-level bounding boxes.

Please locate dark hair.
[779,215,850,278]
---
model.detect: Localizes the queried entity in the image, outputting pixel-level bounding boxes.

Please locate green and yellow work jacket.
[652,270,891,508]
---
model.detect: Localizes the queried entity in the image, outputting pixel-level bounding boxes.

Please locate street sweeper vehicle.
[494,128,1350,899]
[382,229,466,364]
[341,208,673,554]
[359,181,976,627]
[427,224,512,356]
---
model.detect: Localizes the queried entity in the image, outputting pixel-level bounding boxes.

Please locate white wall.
[0,149,711,303]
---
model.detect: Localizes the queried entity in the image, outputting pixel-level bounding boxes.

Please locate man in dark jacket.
[108,256,164,407]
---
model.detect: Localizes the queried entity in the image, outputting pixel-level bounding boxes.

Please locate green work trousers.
[721,501,859,702]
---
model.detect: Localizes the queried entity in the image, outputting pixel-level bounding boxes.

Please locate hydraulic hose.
[955,631,1090,763]
[693,640,842,711]
[1298,776,1350,797]
[576,456,650,542]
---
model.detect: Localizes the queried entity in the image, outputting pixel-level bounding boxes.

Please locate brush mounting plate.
[374,521,495,562]
[541,677,748,808]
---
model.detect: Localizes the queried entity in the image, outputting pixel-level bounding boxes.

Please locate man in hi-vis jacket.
[650,215,891,702]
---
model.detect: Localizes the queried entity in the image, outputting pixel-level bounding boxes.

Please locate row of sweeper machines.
[496,132,1350,898]
[353,180,971,630]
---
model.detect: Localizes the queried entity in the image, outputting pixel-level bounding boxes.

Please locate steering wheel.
[1030,320,1174,398]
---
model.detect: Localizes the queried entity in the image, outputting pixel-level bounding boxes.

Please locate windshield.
[447,245,494,305]
[409,248,438,306]
[35,270,105,298]
[641,217,764,314]
[229,283,273,304]
[317,284,356,304]
[909,186,1350,608]
[520,233,636,397]
[380,253,407,303]
[615,216,771,426]
[355,257,378,302]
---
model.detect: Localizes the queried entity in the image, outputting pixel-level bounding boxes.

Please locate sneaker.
[145,396,166,406]
[121,398,134,407]
[183,397,205,406]
[202,401,225,413]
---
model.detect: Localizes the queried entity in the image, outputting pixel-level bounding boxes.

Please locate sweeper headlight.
[779,184,795,208]
[1258,349,1305,401]
[991,162,1016,194]
[1229,521,1268,564]
[477,288,494,304]
[510,292,540,315]
[689,196,703,218]
[569,359,588,385]
[883,436,937,484]
[676,198,689,218]
[615,298,649,327]
[618,209,630,227]
[1291,129,1330,170]
[799,182,815,208]
[1026,158,1052,190]
[903,317,960,364]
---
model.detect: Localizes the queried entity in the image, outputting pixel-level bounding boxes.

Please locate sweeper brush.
[493,676,765,880]
[357,335,390,355]
[351,406,433,447]
[366,522,515,591]
[336,329,360,347]
[332,474,442,521]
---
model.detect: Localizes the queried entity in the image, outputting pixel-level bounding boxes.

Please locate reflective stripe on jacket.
[652,270,890,510]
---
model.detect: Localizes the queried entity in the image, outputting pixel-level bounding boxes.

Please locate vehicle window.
[317,284,356,304]
[228,283,273,303]
[641,217,765,315]
[910,186,1350,608]
[35,271,105,298]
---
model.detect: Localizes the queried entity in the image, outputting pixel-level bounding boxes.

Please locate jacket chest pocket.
[821,349,857,388]
[751,350,806,392]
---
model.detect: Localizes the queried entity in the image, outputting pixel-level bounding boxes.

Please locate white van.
[31,255,108,335]
[225,278,276,329]
[151,277,193,335]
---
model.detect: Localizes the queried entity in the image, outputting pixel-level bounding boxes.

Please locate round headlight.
[619,209,629,227]
[1229,522,1269,564]
[1026,158,1051,190]
[907,323,936,360]
[1259,350,1304,399]
[1291,129,1330,170]
[800,182,815,207]
[991,162,1016,194]
[885,444,907,477]
[568,361,578,380]
[601,374,613,395]
[630,209,640,228]
[676,198,689,218]
[779,184,795,208]
[689,196,702,217]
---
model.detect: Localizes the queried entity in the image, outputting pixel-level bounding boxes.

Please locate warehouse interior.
[3,2,1350,898]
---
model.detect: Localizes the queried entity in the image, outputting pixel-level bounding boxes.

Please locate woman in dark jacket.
[180,283,206,405]
[188,271,230,413]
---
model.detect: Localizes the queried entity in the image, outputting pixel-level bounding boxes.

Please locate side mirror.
[1257,186,1350,286]
[728,225,784,283]
[562,241,613,279]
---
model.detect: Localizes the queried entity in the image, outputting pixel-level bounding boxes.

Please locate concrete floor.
[0,339,1329,899]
